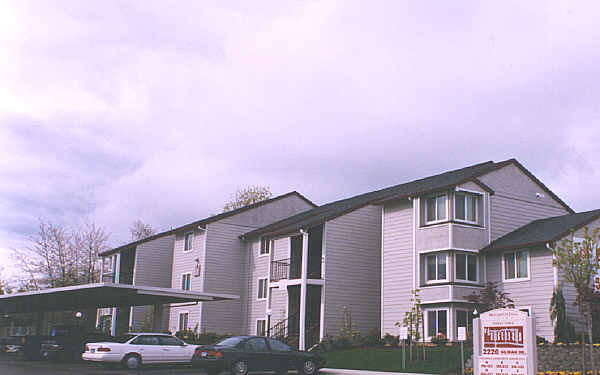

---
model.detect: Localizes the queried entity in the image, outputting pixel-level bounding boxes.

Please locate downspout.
[547,242,558,288]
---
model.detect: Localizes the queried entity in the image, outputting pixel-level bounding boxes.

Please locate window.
[256,319,266,336]
[456,253,477,282]
[427,310,447,338]
[455,309,473,338]
[260,237,270,256]
[181,273,191,290]
[159,336,185,346]
[243,337,269,352]
[179,312,189,331]
[503,250,529,280]
[184,232,194,252]
[131,335,160,345]
[426,194,447,223]
[257,278,268,300]
[268,338,293,351]
[194,258,201,277]
[455,192,478,223]
[426,253,447,282]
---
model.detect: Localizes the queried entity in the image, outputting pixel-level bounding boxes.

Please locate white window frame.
[454,191,480,224]
[425,193,448,224]
[259,237,271,257]
[502,250,531,282]
[424,307,449,340]
[184,231,194,253]
[178,311,189,331]
[425,253,449,284]
[455,252,478,283]
[455,308,474,339]
[181,272,191,291]
[257,278,268,300]
[256,319,267,336]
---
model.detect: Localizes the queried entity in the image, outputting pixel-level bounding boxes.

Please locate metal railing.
[270,257,322,282]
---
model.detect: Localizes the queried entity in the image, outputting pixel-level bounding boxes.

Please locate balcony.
[270,257,322,282]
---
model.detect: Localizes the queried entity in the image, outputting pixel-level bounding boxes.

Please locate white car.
[82,332,198,369]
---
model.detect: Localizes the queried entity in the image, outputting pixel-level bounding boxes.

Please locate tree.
[552,227,600,375]
[550,286,576,343]
[466,281,514,314]
[12,219,109,290]
[130,220,155,241]
[397,289,425,360]
[223,185,272,212]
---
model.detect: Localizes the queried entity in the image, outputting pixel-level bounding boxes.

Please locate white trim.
[455,187,485,195]
[183,231,194,253]
[413,198,418,289]
[299,230,309,350]
[258,237,271,257]
[452,223,486,230]
[419,247,479,254]
[487,193,491,243]
[199,227,208,333]
[454,252,479,283]
[257,278,268,301]
[501,250,531,282]
[380,206,385,336]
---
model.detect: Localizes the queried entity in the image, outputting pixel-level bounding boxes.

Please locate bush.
[360,328,383,347]
[430,333,448,346]
[382,333,398,347]
[175,330,231,345]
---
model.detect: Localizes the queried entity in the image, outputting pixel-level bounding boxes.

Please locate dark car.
[192,336,324,375]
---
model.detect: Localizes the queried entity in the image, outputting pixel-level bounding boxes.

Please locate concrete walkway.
[321,368,434,375]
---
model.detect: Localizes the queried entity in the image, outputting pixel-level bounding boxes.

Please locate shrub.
[382,333,399,346]
[430,333,448,346]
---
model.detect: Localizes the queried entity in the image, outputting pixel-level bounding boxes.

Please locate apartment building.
[98,158,591,347]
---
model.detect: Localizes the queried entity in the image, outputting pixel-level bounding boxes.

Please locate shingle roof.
[482,209,600,252]
[242,160,502,239]
[100,191,316,256]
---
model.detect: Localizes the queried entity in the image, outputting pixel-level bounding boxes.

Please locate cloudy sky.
[1,1,600,278]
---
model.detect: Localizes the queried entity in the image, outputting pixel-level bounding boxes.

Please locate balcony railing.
[270,257,322,282]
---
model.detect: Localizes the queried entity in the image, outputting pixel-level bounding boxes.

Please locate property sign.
[398,326,408,340]
[458,326,467,341]
[474,308,536,375]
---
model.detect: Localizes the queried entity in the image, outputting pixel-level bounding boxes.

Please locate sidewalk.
[321,368,434,375]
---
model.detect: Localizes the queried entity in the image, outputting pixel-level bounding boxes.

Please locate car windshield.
[111,334,137,343]
[215,336,246,347]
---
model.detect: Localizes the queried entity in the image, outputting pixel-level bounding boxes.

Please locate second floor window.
[503,250,529,280]
[181,273,191,290]
[179,312,189,331]
[260,237,270,255]
[426,253,447,282]
[455,192,478,223]
[184,232,194,252]
[456,253,477,282]
[426,194,447,223]
[257,278,268,300]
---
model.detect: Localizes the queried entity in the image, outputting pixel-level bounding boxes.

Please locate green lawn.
[321,345,472,374]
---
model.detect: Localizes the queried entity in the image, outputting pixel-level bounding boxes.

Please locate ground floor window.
[178,312,189,331]
[427,309,448,339]
[455,309,474,339]
[256,319,266,336]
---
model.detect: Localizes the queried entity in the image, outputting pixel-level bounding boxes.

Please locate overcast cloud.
[2,1,600,278]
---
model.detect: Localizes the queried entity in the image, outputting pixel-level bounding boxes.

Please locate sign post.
[473,308,537,375]
[399,326,408,370]
[458,326,467,375]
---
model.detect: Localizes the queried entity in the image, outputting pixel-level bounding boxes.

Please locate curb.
[321,368,435,375]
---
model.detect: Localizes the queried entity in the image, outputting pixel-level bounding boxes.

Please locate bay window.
[426,253,447,282]
[455,192,478,223]
[455,253,478,282]
[503,250,529,280]
[426,194,447,223]
[427,309,448,338]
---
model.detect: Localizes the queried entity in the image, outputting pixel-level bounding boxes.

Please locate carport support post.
[299,230,309,351]
[152,304,162,332]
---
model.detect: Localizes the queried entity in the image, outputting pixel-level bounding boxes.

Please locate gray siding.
[131,235,175,332]
[485,246,555,340]
[478,163,569,241]
[381,200,413,335]
[416,223,449,250]
[420,286,449,301]
[324,205,382,337]
[244,240,269,335]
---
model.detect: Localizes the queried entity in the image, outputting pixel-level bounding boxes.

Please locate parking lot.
[0,356,209,375]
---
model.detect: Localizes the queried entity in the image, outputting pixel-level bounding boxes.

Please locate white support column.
[111,253,121,336]
[299,230,309,351]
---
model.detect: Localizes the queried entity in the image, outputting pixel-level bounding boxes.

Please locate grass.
[321,345,472,374]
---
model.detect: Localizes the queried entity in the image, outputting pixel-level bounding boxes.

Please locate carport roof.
[0,283,239,314]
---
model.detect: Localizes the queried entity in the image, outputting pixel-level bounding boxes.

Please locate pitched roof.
[242,160,502,239]
[482,209,600,252]
[100,191,316,256]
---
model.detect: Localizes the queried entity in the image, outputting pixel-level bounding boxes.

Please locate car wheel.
[231,360,248,375]
[122,354,142,370]
[300,359,317,375]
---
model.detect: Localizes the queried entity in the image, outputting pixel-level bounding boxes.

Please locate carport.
[0,282,239,335]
